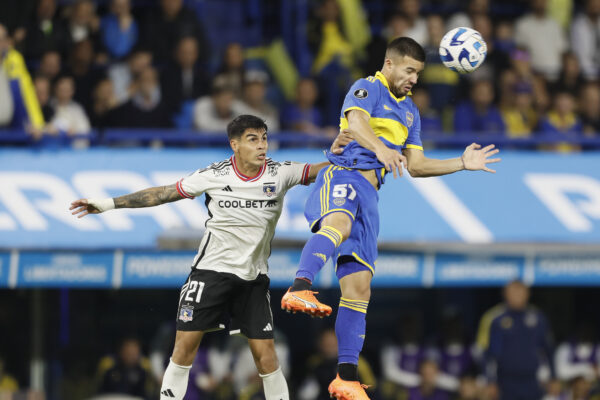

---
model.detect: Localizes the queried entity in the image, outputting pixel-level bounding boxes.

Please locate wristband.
[87,198,115,212]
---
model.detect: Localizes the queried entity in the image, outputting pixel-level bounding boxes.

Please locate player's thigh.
[247,338,279,375]
[229,274,274,341]
[171,330,205,366]
[339,269,373,301]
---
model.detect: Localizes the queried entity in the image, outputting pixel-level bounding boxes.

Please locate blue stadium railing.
[1,129,600,149]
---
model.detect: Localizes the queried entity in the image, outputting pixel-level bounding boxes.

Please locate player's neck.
[233,155,262,177]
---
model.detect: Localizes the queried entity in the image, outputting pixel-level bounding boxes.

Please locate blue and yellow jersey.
[327,71,423,174]
[1,48,44,129]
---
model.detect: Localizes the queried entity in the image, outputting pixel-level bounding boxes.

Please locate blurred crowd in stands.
[0,0,599,149]
[2,281,600,400]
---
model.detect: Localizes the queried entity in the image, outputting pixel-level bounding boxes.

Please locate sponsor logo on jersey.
[217,199,278,208]
[354,88,368,99]
[383,104,392,111]
[213,168,230,177]
[161,389,175,398]
[313,253,327,263]
[263,323,273,331]
[221,185,233,192]
[263,182,277,197]
[179,306,193,322]
[406,111,414,127]
[268,165,278,176]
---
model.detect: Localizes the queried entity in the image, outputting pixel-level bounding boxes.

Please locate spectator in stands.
[90,78,118,128]
[193,80,245,132]
[161,36,210,115]
[411,88,442,134]
[538,90,583,151]
[532,75,552,116]
[579,83,600,135]
[403,360,450,400]
[215,42,246,99]
[446,0,490,31]
[397,0,428,45]
[500,81,538,138]
[364,13,409,76]
[142,0,209,64]
[105,66,171,128]
[430,312,476,393]
[454,80,505,135]
[494,21,517,62]
[552,52,585,95]
[97,336,155,399]
[563,375,600,400]
[570,0,600,81]
[469,15,497,81]
[0,58,13,128]
[299,328,375,400]
[476,280,554,400]
[282,77,336,137]
[307,0,356,126]
[24,0,69,61]
[66,0,100,47]
[543,379,565,400]
[0,356,18,393]
[554,323,600,382]
[100,0,139,60]
[381,313,427,398]
[108,48,152,104]
[455,374,481,400]
[34,75,54,123]
[0,23,45,132]
[239,69,280,131]
[514,0,568,81]
[38,50,62,83]
[47,75,91,136]
[67,39,105,115]
[421,14,459,112]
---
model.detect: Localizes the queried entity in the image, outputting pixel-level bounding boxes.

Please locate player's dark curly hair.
[227,114,268,140]
[386,37,426,62]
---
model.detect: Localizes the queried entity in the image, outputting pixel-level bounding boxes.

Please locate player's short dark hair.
[227,115,268,140]
[386,37,426,62]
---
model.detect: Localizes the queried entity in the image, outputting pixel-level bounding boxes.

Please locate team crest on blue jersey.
[263,183,277,197]
[333,198,346,206]
[406,112,414,127]
[179,306,193,322]
[354,89,368,99]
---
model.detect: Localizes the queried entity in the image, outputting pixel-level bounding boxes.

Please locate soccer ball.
[439,27,487,74]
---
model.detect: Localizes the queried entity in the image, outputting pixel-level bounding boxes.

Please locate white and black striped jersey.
[176,155,311,280]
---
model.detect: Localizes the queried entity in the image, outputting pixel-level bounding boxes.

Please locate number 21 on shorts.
[332,184,357,200]
[185,280,205,303]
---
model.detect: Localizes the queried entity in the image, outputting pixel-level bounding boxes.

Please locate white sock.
[259,367,289,400]
[160,358,192,399]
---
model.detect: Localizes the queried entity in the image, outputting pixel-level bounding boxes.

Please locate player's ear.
[230,138,238,152]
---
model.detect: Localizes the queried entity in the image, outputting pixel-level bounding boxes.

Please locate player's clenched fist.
[70,198,115,218]
[375,145,407,178]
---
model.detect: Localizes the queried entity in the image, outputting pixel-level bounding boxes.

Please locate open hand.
[330,129,354,154]
[462,143,501,173]
[69,199,101,218]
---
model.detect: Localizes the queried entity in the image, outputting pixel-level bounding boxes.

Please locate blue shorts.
[304,166,379,279]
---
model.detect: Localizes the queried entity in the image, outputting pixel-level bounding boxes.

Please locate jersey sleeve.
[279,161,311,191]
[176,168,212,199]
[340,78,380,119]
[404,102,423,150]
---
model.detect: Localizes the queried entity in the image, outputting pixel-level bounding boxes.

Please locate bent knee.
[321,212,353,241]
[255,352,279,375]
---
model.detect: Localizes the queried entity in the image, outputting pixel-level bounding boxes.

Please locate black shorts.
[176,269,274,339]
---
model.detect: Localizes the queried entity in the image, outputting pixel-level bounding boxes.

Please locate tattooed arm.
[70,184,183,218]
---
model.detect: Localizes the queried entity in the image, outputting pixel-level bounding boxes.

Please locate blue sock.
[295,226,343,283]
[336,297,368,365]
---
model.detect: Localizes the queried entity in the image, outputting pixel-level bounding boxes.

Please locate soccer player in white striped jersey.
[70,115,347,400]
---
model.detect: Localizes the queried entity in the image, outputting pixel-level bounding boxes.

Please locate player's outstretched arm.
[403,143,501,178]
[70,183,183,218]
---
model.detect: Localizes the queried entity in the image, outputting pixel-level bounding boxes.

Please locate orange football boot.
[328,374,370,400]
[280,288,332,317]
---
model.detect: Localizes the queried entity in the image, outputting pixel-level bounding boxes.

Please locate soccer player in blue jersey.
[281,37,501,400]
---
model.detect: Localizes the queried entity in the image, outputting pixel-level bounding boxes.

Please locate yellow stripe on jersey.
[405,143,424,150]
[342,106,371,119]
[369,117,409,146]
[374,71,409,103]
